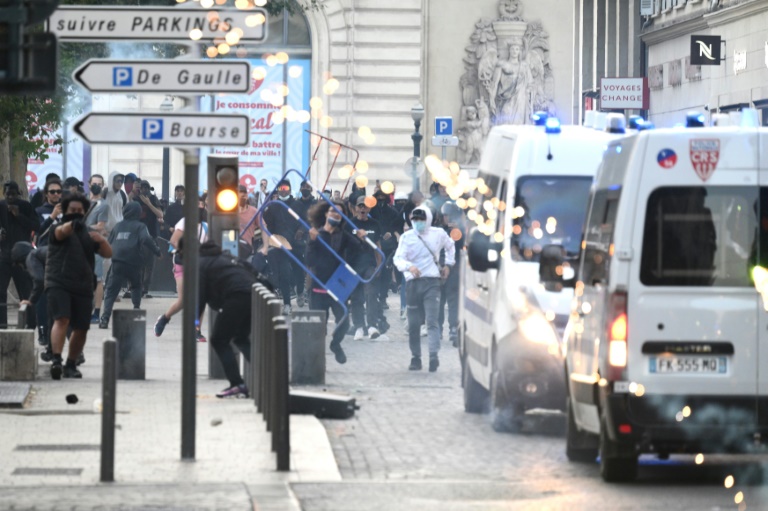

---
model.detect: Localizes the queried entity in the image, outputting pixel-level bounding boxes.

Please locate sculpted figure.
[459,106,484,165]
[476,98,491,137]
[489,41,531,124]
[499,0,524,21]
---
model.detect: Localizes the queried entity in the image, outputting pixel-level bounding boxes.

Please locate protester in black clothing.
[12,242,51,359]
[35,180,63,245]
[349,195,383,340]
[438,201,465,347]
[402,190,425,230]
[186,239,262,398]
[99,202,160,328]
[63,177,83,196]
[46,194,112,380]
[132,180,163,296]
[0,181,40,328]
[290,180,316,307]
[259,179,301,313]
[164,185,185,238]
[307,201,368,364]
[370,190,401,318]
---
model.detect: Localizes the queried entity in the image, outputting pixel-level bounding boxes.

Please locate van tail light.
[606,291,628,381]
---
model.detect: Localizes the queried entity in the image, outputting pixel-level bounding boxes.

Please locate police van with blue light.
[540,109,768,482]
[460,112,628,432]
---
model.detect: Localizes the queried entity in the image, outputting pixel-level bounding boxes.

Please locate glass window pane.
[287,11,311,46]
[640,186,757,287]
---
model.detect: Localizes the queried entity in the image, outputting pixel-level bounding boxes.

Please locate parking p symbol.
[113,67,133,87]
[142,119,164,140]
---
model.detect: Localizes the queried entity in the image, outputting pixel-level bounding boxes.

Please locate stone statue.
[457,0,554,164]
[499,0,524,21]
[458,105,484,165]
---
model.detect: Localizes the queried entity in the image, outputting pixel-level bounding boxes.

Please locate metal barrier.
[249,283,291,472]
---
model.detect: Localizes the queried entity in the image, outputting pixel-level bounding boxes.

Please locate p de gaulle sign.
[600,77,649,110]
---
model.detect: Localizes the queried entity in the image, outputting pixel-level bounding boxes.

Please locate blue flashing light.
[627,115,644,130]
[608,184,621,191]
[545,117,561,134]
[531,111,549,126]
[636,121,655,131]
[685,111,706,128]
[615,145,622,153]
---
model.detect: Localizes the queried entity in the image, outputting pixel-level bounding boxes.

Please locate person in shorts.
[46,194,112,380]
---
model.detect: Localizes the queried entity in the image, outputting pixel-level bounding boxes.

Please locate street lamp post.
[410,103,424,192]
[160,96,174,204]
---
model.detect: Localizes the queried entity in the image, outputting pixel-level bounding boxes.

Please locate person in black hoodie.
[0,181,40,328]
[182,239,259,398]
[99,202,160,329]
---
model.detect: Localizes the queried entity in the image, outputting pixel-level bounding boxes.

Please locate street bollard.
[290,310,327,385]
[253,287,272,410]
[265,313,285,433]
[113,309,146,380]
[248,284,264,394]
[261,298,282,421]
[16,303,28,329]
[274,324,290,471]
[101,339,117,483]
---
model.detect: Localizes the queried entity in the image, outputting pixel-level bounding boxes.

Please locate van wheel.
[565,397,599,463]
[463,357,489,414]
[490,369,523,433]
[599,417,638,482]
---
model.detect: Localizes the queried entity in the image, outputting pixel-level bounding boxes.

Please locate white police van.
[541,111,768,482]
[460,115,626,432]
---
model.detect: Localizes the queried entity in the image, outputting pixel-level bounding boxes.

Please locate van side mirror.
[467,228,502,272]
[539,244,576,290]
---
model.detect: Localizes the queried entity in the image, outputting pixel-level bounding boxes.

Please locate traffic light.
[0,0,60,95]
[210,156,239,213]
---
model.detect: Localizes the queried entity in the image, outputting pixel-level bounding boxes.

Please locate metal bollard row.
[250,283,291,472]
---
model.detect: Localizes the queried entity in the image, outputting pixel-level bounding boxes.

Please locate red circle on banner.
[240,174,257,193]
[25,171,38,193]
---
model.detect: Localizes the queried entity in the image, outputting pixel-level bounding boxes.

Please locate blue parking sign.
[435,117,453,136]
[113,67,133,87]
[142,119,164,140]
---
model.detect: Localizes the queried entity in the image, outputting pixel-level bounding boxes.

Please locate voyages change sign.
[600,77,649,110]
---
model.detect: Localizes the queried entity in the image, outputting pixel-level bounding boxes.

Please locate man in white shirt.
[393,205,455,372]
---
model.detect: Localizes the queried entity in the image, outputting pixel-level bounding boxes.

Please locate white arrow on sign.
[48,6,267,42]
[73,112,250,147]
[74,59,251,93]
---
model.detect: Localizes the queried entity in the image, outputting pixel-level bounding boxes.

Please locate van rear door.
[627,132,759,431]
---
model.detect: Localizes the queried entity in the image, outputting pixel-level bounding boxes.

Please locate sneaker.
[353,328,365,341]
[449,327,459,347]
[216,383,248,398]
[90,313,100,325]
[155,314,170,337]
[368,326,380,340]
[40,350,52,362]
[429,355,439,373]
[99,318,109,330]
[329,343,347,364]
[50,361,62,380]
[63,365,82,379]
[37,335,48,346]
[377,318,390,334]
[283,304,292,315]
[143,293,153,299]
[296,292,306,308]
[408,357,422,371]
[122,291,131,299]
[196,329,207,343]
[420,324,427,337]
[400,309,406,321]
[76,353,85,366]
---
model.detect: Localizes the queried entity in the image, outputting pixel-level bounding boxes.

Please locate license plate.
[649,356,728,374]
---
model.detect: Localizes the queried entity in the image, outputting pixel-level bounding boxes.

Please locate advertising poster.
[26,122,85,195]
[201,57,311,195]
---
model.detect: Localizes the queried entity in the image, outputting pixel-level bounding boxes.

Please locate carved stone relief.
[458,0,554,165]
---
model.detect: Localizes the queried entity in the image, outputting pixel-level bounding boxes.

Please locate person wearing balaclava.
[288,180,316,308]
[259,179,301,314]
[46,193,112,380]
[393,205,455,373]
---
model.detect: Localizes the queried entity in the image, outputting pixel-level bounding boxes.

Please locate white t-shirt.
[174,218,209,242]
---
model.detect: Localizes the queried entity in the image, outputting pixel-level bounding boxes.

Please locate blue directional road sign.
[435,116,453,136]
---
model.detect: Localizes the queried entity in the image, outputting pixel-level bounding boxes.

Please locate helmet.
[11,241,33,267]
[394,191,408,202]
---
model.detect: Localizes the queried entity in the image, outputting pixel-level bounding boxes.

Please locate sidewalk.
[0,295,341,510]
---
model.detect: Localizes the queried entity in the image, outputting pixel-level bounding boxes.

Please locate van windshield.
[511,176,593,262]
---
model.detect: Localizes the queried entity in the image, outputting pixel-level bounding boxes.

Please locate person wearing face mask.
[85,174,108,323]
[46,193,112,380]
[289,180,316,307]
[260,179,301,314]
[393,205,455,372]
[306,201,367,364]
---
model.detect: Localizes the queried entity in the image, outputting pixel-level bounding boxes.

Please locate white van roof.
[479,125,623,179]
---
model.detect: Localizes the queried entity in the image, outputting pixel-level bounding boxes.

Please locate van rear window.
[640,187,757,287]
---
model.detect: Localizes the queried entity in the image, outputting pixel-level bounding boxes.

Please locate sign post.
[73,59,251,93]
[433,117,454,161]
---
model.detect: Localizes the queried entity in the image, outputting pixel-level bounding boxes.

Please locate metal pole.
[100,339,117,483]
[411,119,422,192]
[62,121,68,180]
[181,149,200,461]
[275,324,290,471]
[162,147,170,204]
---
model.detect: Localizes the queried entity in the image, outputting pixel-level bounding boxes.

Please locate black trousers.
[210,292,252,387]
[102,262,142,321]
[0,256,31,328]
[309,290,348,346]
